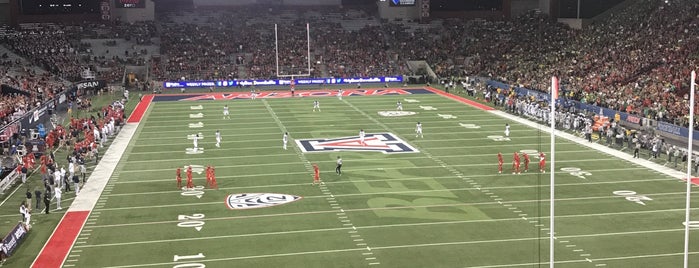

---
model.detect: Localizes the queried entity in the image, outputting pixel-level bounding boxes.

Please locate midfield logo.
[296,132,419,154]
[225,193,302,210]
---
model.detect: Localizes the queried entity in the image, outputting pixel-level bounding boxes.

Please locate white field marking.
[263,99,374,264]
[123,149,594,165]
[101,173,675,199]
[143,114,497,125]
[118,158,617,174]
[139,122,540,134]
[98,236,699,268]
[88,194,697,230]
[133,138,282,147]
[461,251,699,267]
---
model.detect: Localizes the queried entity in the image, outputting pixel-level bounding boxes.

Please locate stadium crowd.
[1,0,698,129]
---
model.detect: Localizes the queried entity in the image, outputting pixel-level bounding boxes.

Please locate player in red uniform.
[205,165,211,187]
[312,163,320,185]
[522,153,530,172]
[497,152,504,174]
[512,152,521,174]
[539,152,546,173]
[186,166,194,189]
[209,166,218,189]
[176,167,182,189]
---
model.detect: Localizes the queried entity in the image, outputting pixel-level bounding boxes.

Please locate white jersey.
[223,106,229,115]
[313,101,320,108]
[337,89,343,99]
[215,132,221,142]
[397,101,403,111]
[282,133,289,150]
[193,136,199,148]
[505,125,510,136]
[416,123,422,133]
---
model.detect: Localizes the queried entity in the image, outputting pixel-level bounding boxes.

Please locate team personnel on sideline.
[283,132,289,150]
[337,89,343,100]
[505,124,510,137]
[522,152,530,172]
[336,156,343,175]
[313,100,321,112]
[359,129,366,146]
[251,89,257,100]
[215,130,221,148]
[415,122,423,138]
[512,151,521,174]
[176,167,182,188]
[397,101,403,111]
[186,165,194,189]
[539,152,546,173]
[497,152,504,174]
[312,163,320,185]
[223,105,230,119]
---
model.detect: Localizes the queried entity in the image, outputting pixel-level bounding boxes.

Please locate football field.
[57,88,699,267]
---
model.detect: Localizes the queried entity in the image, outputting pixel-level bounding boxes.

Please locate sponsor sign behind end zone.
[225,193,302,210]
[296,132,419,154]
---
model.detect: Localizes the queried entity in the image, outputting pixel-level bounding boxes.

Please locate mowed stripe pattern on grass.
[65,91,699,267]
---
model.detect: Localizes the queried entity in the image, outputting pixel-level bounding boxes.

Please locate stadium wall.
[193,0,339,6]
[511,0,538,17]
[378,0,421,20]
[111,0,155,22]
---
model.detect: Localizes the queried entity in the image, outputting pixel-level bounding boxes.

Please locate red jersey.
[176,168,181,178]
[539,153,546,164]
[513,152,520,163]
[523,153,530,163]
[313,165,319,177]
[497,153,503,164]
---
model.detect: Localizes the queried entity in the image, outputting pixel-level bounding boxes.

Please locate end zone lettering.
[174,89,418,101]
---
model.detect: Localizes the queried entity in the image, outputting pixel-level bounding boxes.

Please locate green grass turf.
[6,88,699,267]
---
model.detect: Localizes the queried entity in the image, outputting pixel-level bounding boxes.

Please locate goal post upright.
[274,23,312,79]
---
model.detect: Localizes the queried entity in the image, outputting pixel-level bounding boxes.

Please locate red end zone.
[425,87,494,111]
[32,211,90,268]
[126,94,154,123]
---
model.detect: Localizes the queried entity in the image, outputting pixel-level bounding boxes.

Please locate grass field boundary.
[31,123,140,268]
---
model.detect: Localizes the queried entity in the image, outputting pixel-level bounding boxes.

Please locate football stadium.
[0,0,698,267]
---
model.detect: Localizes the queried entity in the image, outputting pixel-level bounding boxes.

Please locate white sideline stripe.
[117,158,619,174]
[97,234,699,268]
[30,123,140,268]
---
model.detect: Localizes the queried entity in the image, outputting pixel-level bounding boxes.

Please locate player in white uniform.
[337,89,343,100]
[416,122,423,138]
[223,105,230,119]
[283,132,289,150]
[359,129,366,146]
[251,89,257,100]
[193,134,199,151]
[397,101,403,111]
[215,130,221,148]
[505,124,510,137]
[313,100,321,112]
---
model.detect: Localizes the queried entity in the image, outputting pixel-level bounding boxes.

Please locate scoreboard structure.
[388,0,416,6]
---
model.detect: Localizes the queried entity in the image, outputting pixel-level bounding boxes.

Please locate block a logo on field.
[378,111,417,117]
[225,193,302,210]
[296,132,419,154]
